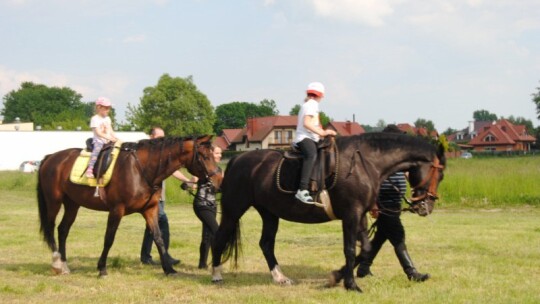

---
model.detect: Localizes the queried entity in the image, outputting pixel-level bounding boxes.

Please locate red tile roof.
[246,116,297,142]
[468,119,536,146]
[327,121,365,136]
[222,128,244,144]
[213,136,229,151]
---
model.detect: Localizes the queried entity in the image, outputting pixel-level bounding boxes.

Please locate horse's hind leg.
[40,192,63,275]
[56,200,80,274]
[97,209,124,277]
[255,207,293,285]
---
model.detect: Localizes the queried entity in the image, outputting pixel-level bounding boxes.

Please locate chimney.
[247,118,254,137]
[468,121,474,134]
[346,120,351,134]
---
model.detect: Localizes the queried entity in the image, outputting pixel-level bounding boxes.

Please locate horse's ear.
[437,141,446,162]
[196,135,213,142]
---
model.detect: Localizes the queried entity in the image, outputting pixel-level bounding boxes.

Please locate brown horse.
[37,135,222,277]
[211,133,446,292]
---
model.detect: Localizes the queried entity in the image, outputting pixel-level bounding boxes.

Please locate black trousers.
[193,204,218,267]
[296,138,318,190]
[140,200,170,261]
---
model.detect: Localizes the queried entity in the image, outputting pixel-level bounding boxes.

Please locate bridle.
[192,140,220,190]
[404,157,444,214]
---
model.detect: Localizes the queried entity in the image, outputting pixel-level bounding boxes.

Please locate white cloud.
[310,0,394,27]
[122,34,147,43]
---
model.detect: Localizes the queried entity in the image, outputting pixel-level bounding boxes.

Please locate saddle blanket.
[69,141,121,187]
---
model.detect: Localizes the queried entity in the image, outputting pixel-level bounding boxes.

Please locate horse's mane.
[120,135,201,151]
[337,133,436,155]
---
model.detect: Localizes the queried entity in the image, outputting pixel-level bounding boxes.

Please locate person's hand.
[369,207,379,219]
[325,129,337,136]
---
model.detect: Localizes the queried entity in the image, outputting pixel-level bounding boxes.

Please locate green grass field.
[0,156,539,303]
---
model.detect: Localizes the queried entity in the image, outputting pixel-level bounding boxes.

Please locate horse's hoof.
[345,285,363,293]
[277,278,294,286]
[166,269,178,276]
[327,270,342,288]
[98,270,108,278]
[51,267,62,275]
[212,279,223,284]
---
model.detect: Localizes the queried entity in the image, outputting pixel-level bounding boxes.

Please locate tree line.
[2,74,539,139]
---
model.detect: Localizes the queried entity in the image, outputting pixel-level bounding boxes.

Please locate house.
[447,121,492,149]
[468,119,536,152]
[218,116,298,151]
[213,128,243,151]
[326,121,365,136]
[216,116,367,151]
[396,123,439,139]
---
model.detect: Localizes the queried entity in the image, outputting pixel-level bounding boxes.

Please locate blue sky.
[1,0,539,131]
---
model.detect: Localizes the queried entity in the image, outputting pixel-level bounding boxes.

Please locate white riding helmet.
[306,82,325,97]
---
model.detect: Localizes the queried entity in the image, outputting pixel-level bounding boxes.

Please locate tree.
[127,74,215,136]
[505,115,534,133]
[288,105,332,127]
[533,83,540,120]
[1,81,88,129]
[442,127,458,136]
[414,118,435,134]
[213,100,279,134]
[473,109,497,122]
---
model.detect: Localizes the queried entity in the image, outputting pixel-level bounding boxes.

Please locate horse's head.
[406,143,446,216]
[190,135,223,190]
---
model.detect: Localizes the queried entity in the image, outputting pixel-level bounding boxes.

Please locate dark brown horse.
[37,135,222,277]
[210,133,445,292]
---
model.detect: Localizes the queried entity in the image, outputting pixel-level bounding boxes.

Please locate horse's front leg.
[142,207,176,275]
[97,209,124,277]
[340,213,362,292]
[329,203,373,288]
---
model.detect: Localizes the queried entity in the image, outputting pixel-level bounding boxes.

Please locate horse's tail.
[37,154,56,251]
[219,154,243,268]
[220,219,242,268]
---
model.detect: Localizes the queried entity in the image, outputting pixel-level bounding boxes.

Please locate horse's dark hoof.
[212,279,223,285]
[327,270,343,288]
[165,269,178,276]
[346,285,363,293]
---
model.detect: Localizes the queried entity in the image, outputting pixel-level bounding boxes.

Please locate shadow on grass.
[3,257,353,290]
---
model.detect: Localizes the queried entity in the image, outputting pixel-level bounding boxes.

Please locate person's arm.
[172,170,198,189]
[303,115,336,137]
[94,127,116,142]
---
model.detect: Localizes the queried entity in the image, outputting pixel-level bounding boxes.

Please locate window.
[484,134,496,142]
[274,131,282,144]
[286,131,293,143]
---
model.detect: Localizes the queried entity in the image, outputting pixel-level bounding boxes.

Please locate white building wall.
[0,131,147,171]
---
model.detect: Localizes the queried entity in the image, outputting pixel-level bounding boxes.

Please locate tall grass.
[438,155,540,207]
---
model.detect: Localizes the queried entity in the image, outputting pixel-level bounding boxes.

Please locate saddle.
[276,137,338,197]
[69,140,121,188]
[84,138,115,179]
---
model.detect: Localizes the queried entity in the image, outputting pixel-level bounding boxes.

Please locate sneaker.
[85,170,95,179]
[295,189,314,204]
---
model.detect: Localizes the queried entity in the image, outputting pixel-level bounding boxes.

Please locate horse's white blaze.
[271,265,294,285]
[212,265,223,282]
